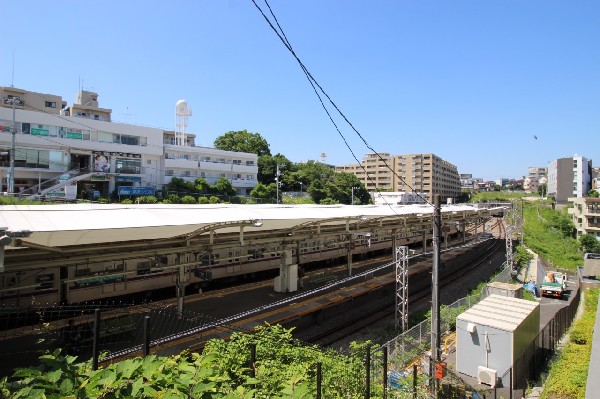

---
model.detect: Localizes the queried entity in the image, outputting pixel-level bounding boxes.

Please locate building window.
[115,158,141,174]
[45,101,56,108]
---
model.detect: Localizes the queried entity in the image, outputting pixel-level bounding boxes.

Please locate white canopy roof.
[0,203,485,248]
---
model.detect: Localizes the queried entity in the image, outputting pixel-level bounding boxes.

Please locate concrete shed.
[456,294,539,387]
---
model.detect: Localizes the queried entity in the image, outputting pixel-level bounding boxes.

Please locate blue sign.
[118,186,156,196]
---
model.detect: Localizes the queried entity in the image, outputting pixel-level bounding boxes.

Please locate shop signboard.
[91,174,110,181]
[31,127,49,136]
[67,130,83,139]
[118,186,156,196]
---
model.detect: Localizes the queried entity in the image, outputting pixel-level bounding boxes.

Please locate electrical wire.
[252,0,434,208]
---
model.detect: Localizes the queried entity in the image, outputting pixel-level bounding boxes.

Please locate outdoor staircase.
[22,167,94,199]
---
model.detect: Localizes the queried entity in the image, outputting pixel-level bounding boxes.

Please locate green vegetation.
[470,191,528,203]
[0,325,376,398]
[0,196,43,205]
[523,204,582,270]
[541,289,599,399]
[215,131,371,205]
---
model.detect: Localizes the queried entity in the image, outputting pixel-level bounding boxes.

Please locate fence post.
[249,343,256,379]
[316,361,322,399]
[383,346,388,399]
[92,309,100,371]
[143,315,150,357]
[365,347,371,399]
[413,364,417,399]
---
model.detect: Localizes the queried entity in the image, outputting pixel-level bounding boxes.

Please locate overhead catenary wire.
[251,0,434,208]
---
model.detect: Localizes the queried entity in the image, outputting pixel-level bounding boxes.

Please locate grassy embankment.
[541,289,599,399]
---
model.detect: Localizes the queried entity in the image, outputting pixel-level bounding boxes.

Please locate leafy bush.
[209,196,221,204]
[197,196,209,204]
[166,194,181,204]
[0,325,371,398]
[181,195,197,204]
[120,198,133,204]
[137,195,158,204]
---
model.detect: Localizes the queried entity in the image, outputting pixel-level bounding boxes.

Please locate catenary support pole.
[431,194,441,398]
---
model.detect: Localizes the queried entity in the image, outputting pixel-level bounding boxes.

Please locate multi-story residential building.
[568,197,600,238]
[547,155,592,204]
[592,167,600,190]
[0,86,257,198]
[336,152,460,203]
[523,167,547,193]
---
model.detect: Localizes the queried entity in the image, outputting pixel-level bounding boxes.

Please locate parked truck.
[540,272,567,298]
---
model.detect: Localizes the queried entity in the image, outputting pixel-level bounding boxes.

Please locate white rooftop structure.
[456,295,540,387]
[0,203,491,248]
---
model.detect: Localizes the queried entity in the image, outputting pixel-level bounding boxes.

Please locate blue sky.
[2,1,599,181]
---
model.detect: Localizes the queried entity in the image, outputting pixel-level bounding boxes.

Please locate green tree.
[258,153,294,186]
[250,182,277,201]
[538,183,547,197]
[165,177,195,195]
[211,176,237,196]
[587,189,599,198]
[194,177,210,193]
[214,130,271,157]
[580,233,600,254]
[332,172,370,205]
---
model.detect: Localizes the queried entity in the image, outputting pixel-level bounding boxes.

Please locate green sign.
[67,131,83,139]
[31,127,49,136]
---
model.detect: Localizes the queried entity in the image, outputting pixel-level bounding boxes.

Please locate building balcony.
[165,157,199,169]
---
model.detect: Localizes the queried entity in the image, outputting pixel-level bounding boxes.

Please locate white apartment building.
[547,155,592,203]
[0,86,257,199]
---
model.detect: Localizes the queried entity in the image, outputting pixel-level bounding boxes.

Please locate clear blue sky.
[3,1,599,181]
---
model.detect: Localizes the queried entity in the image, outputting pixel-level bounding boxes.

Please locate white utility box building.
[456,294,539,388]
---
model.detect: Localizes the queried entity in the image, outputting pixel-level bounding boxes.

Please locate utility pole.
[275,164,280,204]
[7,96,19,194]
[431,194,441,397]
[351,186,359,205]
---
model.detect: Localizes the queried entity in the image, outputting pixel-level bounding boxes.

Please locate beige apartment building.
[568,197,600,238]
[336,152,460,203]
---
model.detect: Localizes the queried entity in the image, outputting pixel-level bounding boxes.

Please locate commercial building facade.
[0,86,257,198]
[336,152,460,203]
[547,156,592,203]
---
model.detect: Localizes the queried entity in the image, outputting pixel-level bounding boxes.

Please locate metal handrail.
[21,167,89,197]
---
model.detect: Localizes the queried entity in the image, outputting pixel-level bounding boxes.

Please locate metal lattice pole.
[506,224,514,271]
[395,246,409,332]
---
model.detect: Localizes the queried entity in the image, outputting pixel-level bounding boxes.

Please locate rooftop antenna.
[320,152,327,163]
[175,99,192,146]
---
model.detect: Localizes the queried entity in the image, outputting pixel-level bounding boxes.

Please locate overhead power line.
[251,0,432,208]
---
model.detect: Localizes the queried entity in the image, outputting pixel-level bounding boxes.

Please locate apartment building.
[568,197,600,238]
[547,155,592,203]
[0,86,257,198]
[336,152,460,203]
[523,167,547,193]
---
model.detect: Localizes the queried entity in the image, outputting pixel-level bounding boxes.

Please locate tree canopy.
[213,130,271,157]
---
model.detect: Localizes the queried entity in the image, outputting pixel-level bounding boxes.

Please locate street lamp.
[299,182,303,197]
[351,186,359,205]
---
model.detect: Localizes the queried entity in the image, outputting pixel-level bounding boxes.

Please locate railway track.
[306,221,505,347]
